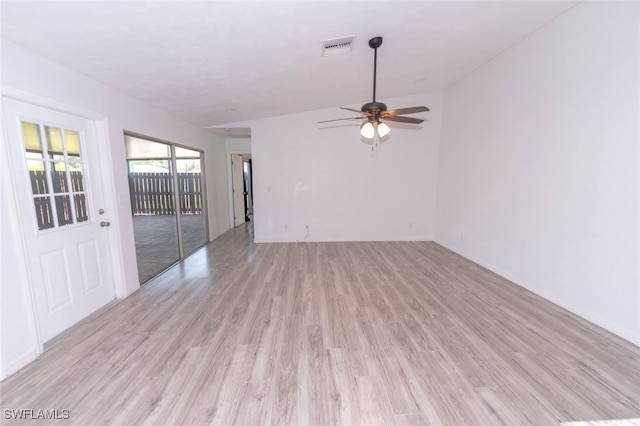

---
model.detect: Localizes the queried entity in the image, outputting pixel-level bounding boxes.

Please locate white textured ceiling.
[1,1,578,128]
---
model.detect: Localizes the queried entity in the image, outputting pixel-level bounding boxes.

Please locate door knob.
[100,221,111,227]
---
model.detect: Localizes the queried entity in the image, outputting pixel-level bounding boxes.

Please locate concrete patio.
[132,214,207,283]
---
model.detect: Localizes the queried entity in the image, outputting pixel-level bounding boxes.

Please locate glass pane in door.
[176,146,207,255]
[125,135,180,283]
[20,121,89,231]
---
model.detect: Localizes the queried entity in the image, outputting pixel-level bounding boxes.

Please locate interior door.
[3,97,116,343]
[231,154,245,227]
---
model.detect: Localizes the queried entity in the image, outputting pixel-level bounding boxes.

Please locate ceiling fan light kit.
[377,121,391,137]
[360,121,376,138]
[319,36,429,144]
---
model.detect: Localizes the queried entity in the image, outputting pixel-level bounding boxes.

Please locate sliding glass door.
[176,146,207,255]
[125,135,207,284]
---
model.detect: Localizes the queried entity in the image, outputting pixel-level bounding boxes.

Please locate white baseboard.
[253,236,434,243]
[2,347,40,380]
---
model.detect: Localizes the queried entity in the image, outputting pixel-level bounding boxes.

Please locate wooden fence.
[128,172,203,215]
[30,170,88,230]
[27,171,202,229]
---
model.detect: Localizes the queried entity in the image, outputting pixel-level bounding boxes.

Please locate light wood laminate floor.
[2,224,639,425]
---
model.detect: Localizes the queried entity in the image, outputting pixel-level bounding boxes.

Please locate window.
[21,121,90,231]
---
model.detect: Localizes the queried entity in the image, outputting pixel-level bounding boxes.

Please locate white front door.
[231,154,246,227]
[3,98,116,342]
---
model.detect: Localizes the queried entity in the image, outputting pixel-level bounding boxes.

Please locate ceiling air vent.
[322,36,355,57]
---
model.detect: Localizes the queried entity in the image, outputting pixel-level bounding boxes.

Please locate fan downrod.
[368,36,384,105]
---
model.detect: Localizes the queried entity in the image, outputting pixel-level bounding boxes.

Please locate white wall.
[250,92,442,242]
[209,138,231,239]
[1,39,229,378]
[225,136,251,153]
[436,2,640,344]
[0,149,40,377]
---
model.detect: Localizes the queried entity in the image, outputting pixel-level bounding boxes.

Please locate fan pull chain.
[372,123,380,156]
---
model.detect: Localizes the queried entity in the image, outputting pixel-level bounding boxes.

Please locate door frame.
[242,158,253,220]
[227,150,251,229]
[1,87,126,367]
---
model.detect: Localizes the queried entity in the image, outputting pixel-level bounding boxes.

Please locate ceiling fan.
[319,36,429,140]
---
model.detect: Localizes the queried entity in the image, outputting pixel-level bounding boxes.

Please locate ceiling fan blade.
[339,107,368,115]
[384,115,424,124]
[318,117,362,123]
[383,106,430,116]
